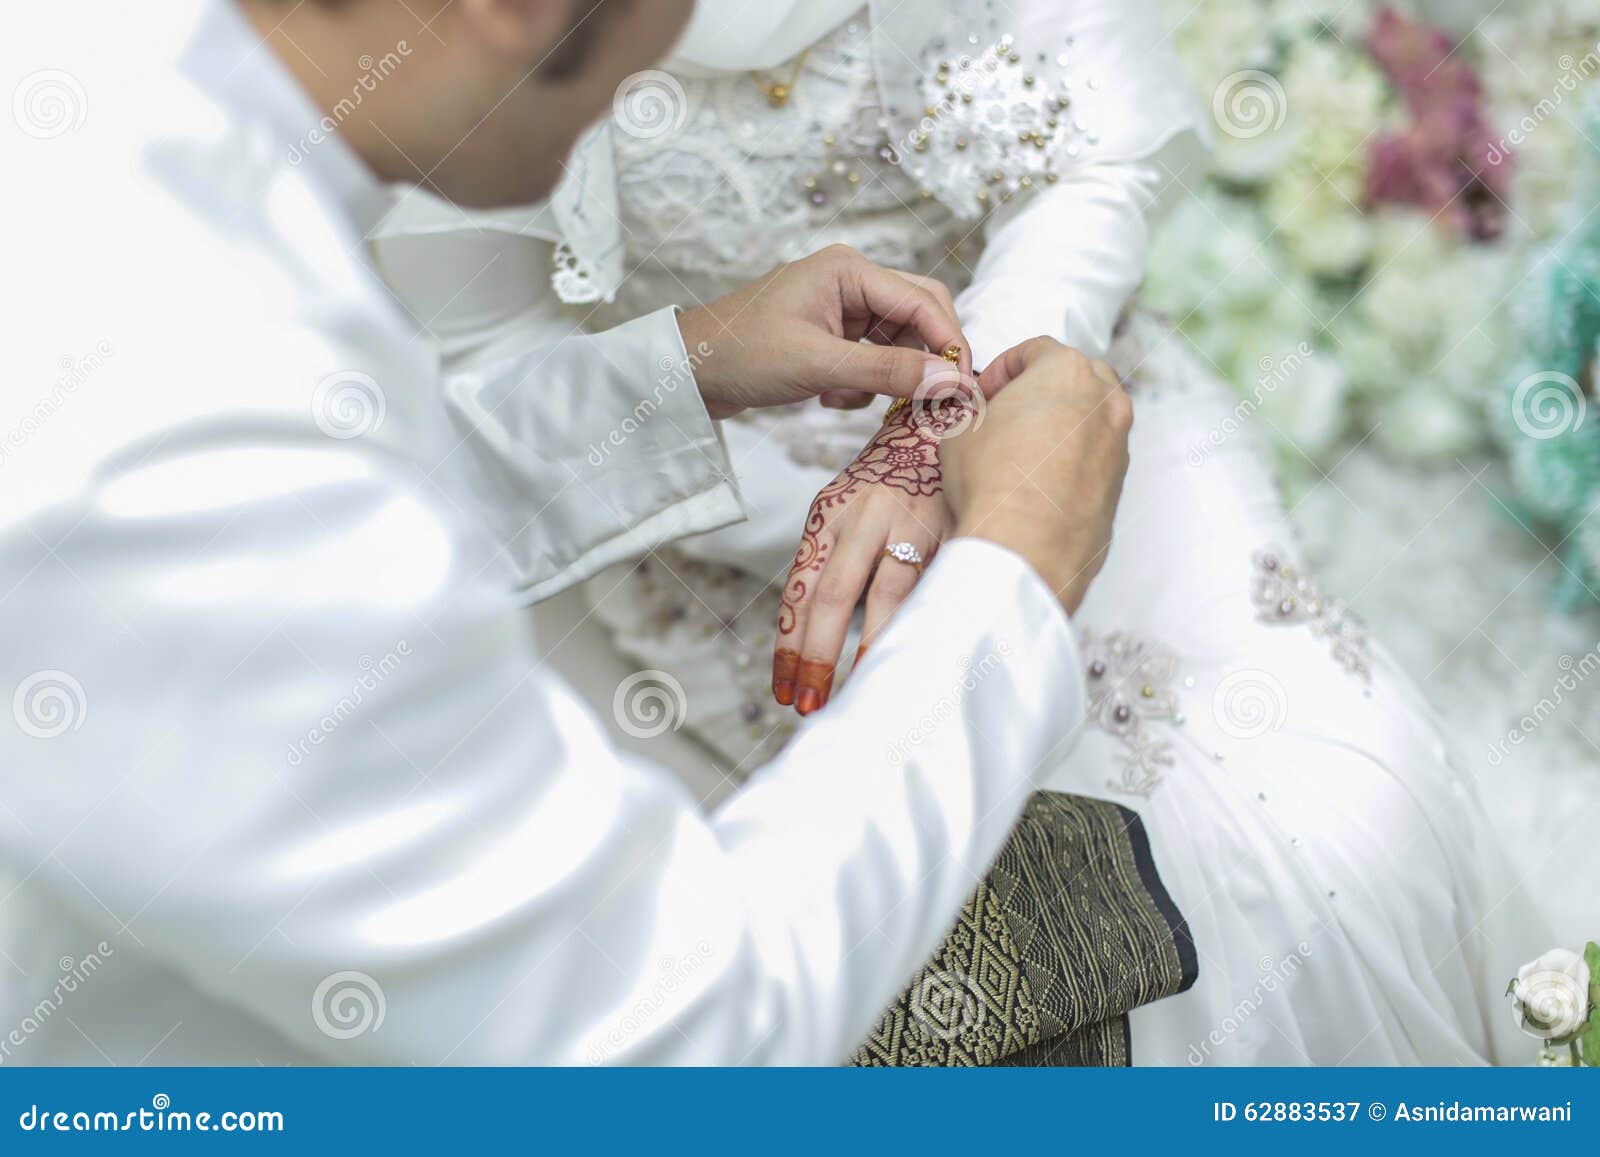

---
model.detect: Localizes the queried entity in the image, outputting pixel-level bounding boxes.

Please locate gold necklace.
[748,48,811,108]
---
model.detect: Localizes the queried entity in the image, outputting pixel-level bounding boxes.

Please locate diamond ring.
[883,541,925,574]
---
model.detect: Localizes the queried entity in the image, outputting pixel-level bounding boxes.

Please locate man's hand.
[678,245,973,420]
[942,338,1132,615]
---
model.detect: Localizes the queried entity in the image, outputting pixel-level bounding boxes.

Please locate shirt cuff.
[515,308,749,604]
[444,305,747,603]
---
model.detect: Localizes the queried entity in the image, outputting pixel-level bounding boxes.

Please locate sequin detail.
[897,32,1091,214]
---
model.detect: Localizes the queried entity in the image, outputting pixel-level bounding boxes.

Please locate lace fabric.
[595,9,974,328]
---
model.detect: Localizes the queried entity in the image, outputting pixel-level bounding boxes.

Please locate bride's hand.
[772,398,973,715]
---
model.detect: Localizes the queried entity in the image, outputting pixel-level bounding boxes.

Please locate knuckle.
[872,346,906,393]
[1103,388,1135,434]
[814,573,860,610]
[1022,335,1063,360]
[1044,344,1092,379]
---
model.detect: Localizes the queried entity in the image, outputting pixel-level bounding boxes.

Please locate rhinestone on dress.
[888,29,1094,215]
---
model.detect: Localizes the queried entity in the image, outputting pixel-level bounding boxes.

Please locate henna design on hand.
[776,398,970,637]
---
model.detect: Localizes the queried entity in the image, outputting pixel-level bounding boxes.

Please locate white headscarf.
[672,0,864,71]
[370,0,1205,305]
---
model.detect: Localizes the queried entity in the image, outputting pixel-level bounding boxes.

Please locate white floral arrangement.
[1508,944,1600,1066]
[1143,0,1600,474]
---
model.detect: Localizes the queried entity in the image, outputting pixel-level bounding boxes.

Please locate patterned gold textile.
[851,792,1195,1067]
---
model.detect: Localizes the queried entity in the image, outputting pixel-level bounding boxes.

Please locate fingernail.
[773,648,800,705]
[853,643,869,668]
[795,659,836,715]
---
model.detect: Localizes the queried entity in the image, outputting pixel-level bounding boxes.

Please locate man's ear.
[454,0,572,59]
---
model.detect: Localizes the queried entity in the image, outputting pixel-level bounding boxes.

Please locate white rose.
[1164,0,1274,93]
[1371,388,1482,464]
[1411,0,1502,38]
[1510,948,1592,1042]
[1255,350,1348,459]
[1211,138,1289,186]
[1145,193,1283,316]
[1271,187,1373,279]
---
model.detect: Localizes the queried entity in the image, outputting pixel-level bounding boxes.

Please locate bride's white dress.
[373,6,1550,1063]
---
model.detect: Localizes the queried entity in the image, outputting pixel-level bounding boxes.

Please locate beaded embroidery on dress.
[1250,549,1373,683]
[1079,630,1184,798]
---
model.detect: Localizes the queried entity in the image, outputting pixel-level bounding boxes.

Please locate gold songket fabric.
[851,791,1196,1067]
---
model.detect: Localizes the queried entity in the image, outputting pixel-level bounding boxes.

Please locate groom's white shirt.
[0,0,1084,1064]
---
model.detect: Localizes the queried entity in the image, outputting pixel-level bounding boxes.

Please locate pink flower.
[1365,6,1510,241]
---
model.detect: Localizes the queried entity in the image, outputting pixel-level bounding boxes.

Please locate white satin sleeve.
[2,405,1083,1063]
[370,227,746,601]
[956,158,1165,365]
[439,304,747,603]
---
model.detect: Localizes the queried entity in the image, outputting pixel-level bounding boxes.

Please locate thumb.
[818,389,876,410]
[976,336,1064,398]
[805,336,946,400]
